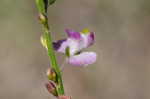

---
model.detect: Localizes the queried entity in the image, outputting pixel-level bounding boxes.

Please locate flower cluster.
[53,29,97,66]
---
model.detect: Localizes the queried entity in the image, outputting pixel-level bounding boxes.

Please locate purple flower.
[53,29,97,67]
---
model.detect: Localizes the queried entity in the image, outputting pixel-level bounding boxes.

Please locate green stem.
[40,15,65,95]
[35,0,65,95]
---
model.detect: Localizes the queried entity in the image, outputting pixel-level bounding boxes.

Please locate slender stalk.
[42,17,65,95]
[36,0,65,96]
[38,15,64,96]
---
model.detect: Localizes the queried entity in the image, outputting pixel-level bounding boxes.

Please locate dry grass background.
[0,0,150,99]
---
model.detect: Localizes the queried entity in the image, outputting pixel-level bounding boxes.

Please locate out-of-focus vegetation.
[0,0,150,99]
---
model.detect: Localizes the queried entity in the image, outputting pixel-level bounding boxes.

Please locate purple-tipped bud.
[45,81,58,96]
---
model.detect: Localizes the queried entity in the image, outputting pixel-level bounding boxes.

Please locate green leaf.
[48,0,56,5]
[36,0,46,14]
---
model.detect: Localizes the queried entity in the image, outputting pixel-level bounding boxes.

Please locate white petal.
[80,32,95,49]
[67,38,81,55]
[54,38,81,56]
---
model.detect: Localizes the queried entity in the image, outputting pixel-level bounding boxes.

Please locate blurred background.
[0,0,150,99]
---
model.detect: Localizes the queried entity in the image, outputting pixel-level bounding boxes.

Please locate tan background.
[0,0,150,99]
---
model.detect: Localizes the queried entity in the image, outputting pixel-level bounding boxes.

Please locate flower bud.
[38,14,47,24]
[40,35,48,50]
[45,81,58,96]
[47,68,57,82]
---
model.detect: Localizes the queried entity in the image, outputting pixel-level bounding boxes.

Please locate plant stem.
[40,15,65,95]
[36,0,65,96]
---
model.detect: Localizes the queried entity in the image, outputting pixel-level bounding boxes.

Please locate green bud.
[38,14,47,24]
[47,68,57,82]
[40,35,48,50]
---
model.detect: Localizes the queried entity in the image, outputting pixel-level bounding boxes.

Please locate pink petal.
[67,52,97,66]
[65,29,81,40]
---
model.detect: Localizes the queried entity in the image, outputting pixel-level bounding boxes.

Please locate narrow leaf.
[36,0,46,14]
